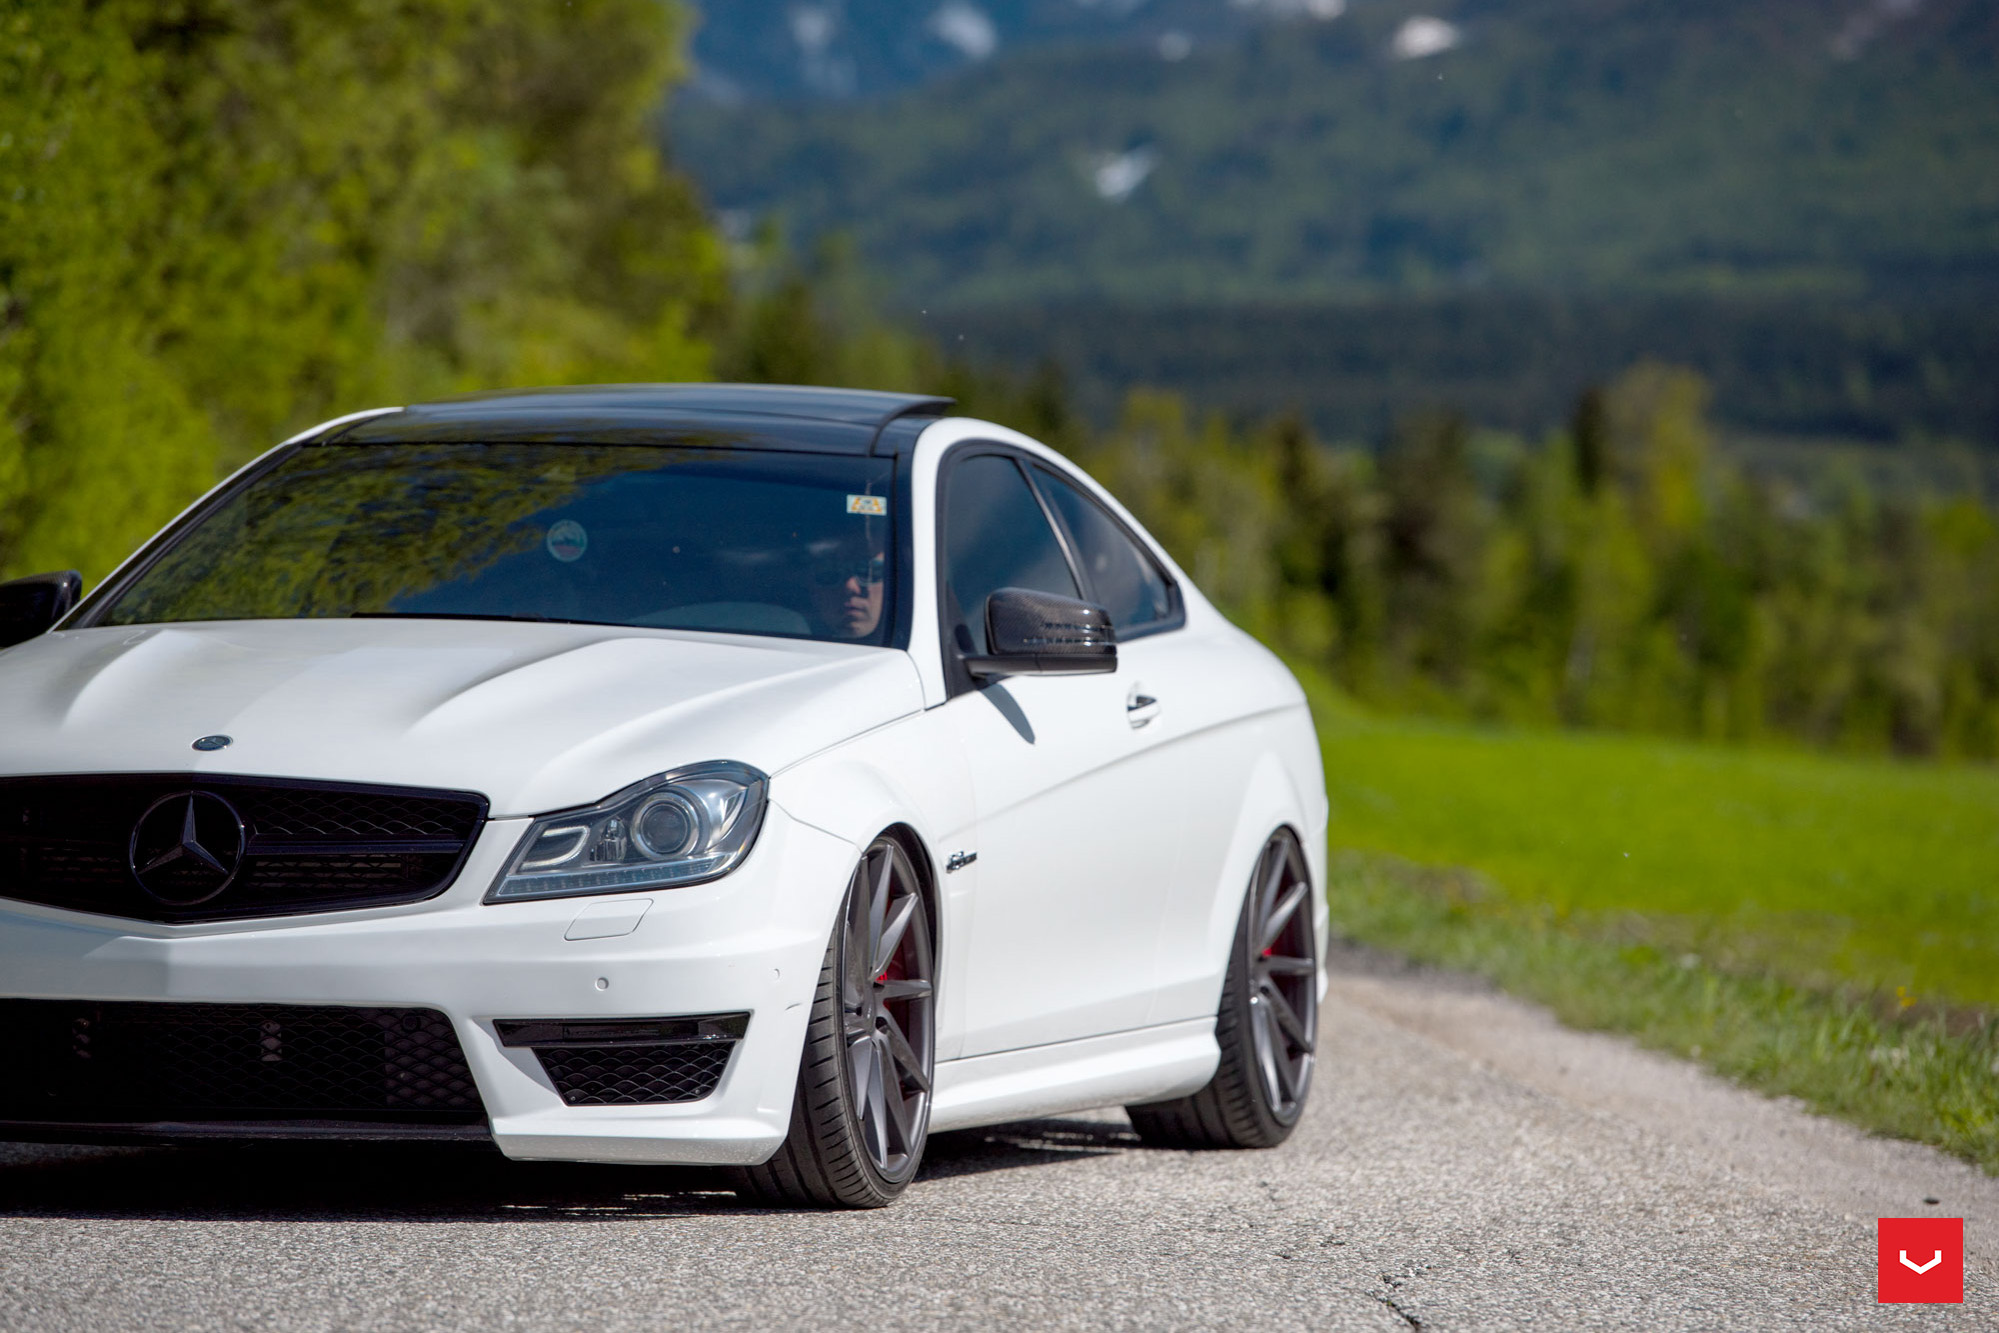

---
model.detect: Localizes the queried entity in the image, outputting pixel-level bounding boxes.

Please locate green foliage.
[1071,392,1290,639]
[1081,364,1999,758]
[0,0,725,583]
[1327,853,1999,1175]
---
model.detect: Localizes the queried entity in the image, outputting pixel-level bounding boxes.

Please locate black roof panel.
[327,384,955,454]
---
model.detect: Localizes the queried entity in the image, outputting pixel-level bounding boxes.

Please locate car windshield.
[95,443,897,645]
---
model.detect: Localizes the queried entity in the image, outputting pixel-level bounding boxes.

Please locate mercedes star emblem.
[128,791,247,905]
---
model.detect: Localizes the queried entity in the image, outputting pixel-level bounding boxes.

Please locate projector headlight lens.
[487,762,767,903]
[633,793,699,859]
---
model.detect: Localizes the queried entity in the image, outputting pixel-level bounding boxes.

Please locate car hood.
[0,619,923,815]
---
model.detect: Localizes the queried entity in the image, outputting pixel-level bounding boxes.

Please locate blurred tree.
[0,2,213,582]
[0,0,725,582]
[1074,391,1285,642]
[1377,410,1486,702]
[1075,359,1999,760]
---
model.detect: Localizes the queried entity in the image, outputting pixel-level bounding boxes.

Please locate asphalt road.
[3,945,1992,1331]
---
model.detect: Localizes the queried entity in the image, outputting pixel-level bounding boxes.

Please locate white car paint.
[0,619,923,816]
[0,411,1329,1163]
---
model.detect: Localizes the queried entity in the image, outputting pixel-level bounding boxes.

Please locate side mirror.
[0,571,83,649]
[964,587,1117,679]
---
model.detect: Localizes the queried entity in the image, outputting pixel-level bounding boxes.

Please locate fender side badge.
[946,851,977,873]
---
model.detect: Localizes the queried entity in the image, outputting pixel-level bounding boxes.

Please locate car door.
[1027,462,1251,1027]
[939,450,1188,1056]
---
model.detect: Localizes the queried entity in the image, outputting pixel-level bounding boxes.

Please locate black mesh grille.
[243,854,451,891]
[0,1001,485,1124]
[250,788,476,843]
[536,1042,735,1106]
[0,774,485,922]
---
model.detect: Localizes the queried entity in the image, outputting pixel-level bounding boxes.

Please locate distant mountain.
[685,0,1311,103]
[676,0,1999,305]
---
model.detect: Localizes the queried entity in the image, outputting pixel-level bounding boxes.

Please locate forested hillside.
[678,0,1999,445]
[686,0,1289,101]
[681,0,1999,303]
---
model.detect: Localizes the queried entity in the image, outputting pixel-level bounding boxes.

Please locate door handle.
[1125,690,1161,728]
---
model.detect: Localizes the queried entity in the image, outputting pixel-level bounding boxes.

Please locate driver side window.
[941,454,1078,657]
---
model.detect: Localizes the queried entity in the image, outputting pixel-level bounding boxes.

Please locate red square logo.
[1877,1217,1964,1303]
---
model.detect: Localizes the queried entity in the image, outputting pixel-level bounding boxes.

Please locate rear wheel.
[732,836,935,1207]
[1126,829,1317,1149]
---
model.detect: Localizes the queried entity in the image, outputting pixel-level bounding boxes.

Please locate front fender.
[767,708,978,1057]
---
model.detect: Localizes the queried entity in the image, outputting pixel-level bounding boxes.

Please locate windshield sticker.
[545,519,589,562]
[846,494,887,516]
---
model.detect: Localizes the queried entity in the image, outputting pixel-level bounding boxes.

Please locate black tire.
[1126,829,1318,1149]
[732,837,935,1208]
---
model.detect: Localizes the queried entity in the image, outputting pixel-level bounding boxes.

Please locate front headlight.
[486,762,768,903]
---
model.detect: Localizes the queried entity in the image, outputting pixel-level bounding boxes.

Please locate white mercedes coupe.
[0,385,1327,1207]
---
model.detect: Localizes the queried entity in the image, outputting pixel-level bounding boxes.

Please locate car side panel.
[941,665,1184,1055]
[1136,627,1330,1027]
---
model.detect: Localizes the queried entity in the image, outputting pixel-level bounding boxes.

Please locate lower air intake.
[0,1000,485,1125]
[494,1012,746,1107]
[537,1043,735,1106]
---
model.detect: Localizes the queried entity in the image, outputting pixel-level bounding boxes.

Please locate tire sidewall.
[1228,832,1312,1136]
[828,840,930,1194]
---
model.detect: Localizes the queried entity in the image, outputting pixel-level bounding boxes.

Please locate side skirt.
[929,1019,1219,1133]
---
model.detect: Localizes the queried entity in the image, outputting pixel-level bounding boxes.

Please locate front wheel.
[732,836,936,1208]
[1126,829,1318,1149]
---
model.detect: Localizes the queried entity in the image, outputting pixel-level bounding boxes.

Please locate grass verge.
[1291,664,1999,1172]
[1311,697,1999,1009]
[1326,852,1999,1173]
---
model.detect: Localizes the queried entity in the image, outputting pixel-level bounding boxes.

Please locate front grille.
[0,774,486,922]
[248,787,476,842]
[0,1001,485,1124]
[537,1044,735,1106]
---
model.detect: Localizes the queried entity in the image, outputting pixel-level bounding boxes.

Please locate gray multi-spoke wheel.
[733,836,935,1208]
[1126,829,1317,1149]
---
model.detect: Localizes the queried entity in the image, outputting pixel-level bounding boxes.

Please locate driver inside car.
[812,524,886,640]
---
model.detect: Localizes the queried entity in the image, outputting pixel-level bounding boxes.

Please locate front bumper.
[0,803,856,1165]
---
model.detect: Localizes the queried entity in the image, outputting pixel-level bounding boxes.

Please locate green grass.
[1297,672,1999,1170]
[1311,683,1999,1009]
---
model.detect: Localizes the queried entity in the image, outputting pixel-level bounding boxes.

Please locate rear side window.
[1033,466,1177,635]
[941,454,1079,656]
